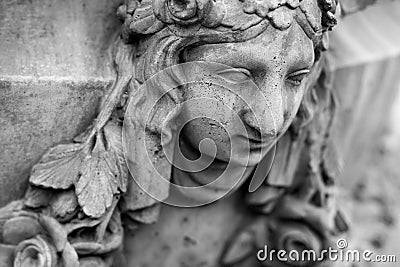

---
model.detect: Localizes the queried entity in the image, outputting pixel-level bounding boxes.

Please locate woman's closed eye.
[286,69,310,86]
[216,68,252,83]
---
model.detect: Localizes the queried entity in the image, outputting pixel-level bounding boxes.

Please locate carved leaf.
[103,122,129,192]
[123,204,161,224]
[71,210,123,255]
[76,146,117,218]
[30,143,83,189]
[39,215,68,252]
[76,123,128,218]
[65,217,102,234]
[24,186,53,209]
[3,216,43,245]
[29,121,128,218]
[62,242,80,267]
[222,230,255,265]
[50,190,79,222]
[0,201,24,238]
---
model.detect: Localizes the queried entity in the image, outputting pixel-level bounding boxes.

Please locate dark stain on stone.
[161,244,171,252]
[370,235,385,249]
[381,212,395,227]
[181,216,189,225]
[183,235,197,247]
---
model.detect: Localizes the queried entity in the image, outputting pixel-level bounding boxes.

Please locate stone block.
[0,0,121,205]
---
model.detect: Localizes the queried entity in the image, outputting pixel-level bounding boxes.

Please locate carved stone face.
[179,21,315,167]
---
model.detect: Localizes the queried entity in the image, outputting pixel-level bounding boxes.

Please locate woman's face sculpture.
[179,21,314,167]
[122,0,338,203]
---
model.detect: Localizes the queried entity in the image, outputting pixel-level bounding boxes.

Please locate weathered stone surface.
[0,0,121,206]
[1,0,399,266]
[124,194,249,267]
[0,0,120,78]
[0,79,107,206]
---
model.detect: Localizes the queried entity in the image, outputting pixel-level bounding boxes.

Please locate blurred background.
[330,1,400,265]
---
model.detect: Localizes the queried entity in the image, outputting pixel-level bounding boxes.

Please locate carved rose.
[13,235,57,267]
[221,218,326,266]
[153,0,226,27]
[117,0,225,41]
[117,0,165,41]
[268,221,323,266]
[0,209,79,267]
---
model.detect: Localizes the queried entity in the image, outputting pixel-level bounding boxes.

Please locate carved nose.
[240,108,280,138]
[241,83,286,137]
[250,75,291,136]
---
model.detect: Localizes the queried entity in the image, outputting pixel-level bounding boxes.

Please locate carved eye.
[286,69,310,86]
[216,68,252,83]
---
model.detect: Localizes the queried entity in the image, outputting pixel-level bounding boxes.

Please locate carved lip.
[249,140,273,153]
[243,119,277,148]
[238,133,275,150]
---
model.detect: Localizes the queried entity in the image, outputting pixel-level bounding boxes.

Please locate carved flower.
[117,0,165,42]
[242,0,302,30]
[117,0,225,41]
[13,235,57,267]
[1,210,79,267]
[221,219,326,266]
[243,0,302,17]
[267,221,323,266]
[153,0,226,28]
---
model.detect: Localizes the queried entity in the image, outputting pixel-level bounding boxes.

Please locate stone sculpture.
[0,0,348,266]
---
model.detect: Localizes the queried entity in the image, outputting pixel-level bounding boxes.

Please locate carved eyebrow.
[289,57,314,75]
[288,69,311,77]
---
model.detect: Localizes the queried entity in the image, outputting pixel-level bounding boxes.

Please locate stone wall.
[0,0,121,206]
